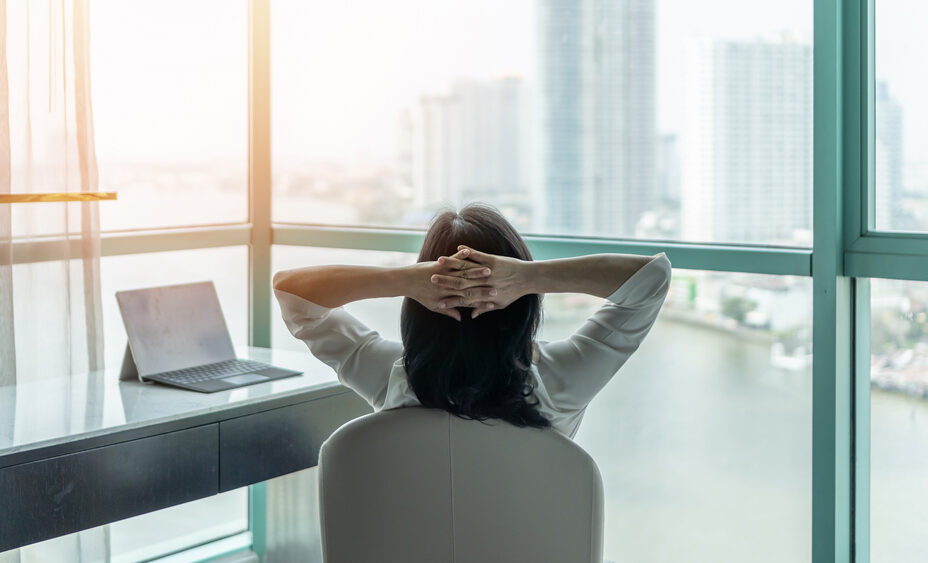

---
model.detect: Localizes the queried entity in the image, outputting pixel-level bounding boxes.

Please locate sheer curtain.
[1,0,107,561]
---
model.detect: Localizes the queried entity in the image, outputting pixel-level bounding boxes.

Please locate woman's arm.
[430,246,662,318]
[272,259,493,321]
[524,253,654,298]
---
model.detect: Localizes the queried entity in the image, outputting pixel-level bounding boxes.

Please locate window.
[571,271,812,562]
[271,0,812,246]
[272,247,416,348]
[91,0,248,231]
[870,279,928,561]
[271,249,814,561]
[100,246,249,368]
[874,0,928,232]
[108,491,248,563]
[10,2,915,561]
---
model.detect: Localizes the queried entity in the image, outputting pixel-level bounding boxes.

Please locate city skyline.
[406,78,531,215]
[682,35,813,245]
[85,0,927,238]
[397,34,914,243]
[401,30,820,243]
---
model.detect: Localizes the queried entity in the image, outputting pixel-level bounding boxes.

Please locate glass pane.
[874,1,928,231]
[870,279,928,561]
[108,490,248,563]
[272,247,417,349]
[101,246,248,369]
[91,1,248,230]
[573,270,812,561]
[271,249,812,561]
[272,0,812,245]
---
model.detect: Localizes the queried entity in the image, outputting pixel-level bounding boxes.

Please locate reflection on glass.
[271,248,813,561]
[91,0,248,230]
[871,279,928,562]
[272,0,812,245]
[875,0,928,231]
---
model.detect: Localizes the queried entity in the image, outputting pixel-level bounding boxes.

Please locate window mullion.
[248,0,272,348]
[852,278,871,562]
[272,225,813,277]
[812,0,854,560]
[247,1,272,561]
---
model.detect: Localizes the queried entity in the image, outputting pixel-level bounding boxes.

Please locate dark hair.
[401,203,550,429]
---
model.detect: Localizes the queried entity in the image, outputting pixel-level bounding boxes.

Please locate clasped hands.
[411,245,527,321]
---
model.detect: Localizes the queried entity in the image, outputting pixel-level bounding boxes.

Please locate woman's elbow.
[272,270,289,292]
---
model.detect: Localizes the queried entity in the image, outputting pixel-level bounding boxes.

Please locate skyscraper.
[683,36,813,244]
[538,0,656,236]
[409,77,529,215]
[875,81,904,229]
[656,134,681,206]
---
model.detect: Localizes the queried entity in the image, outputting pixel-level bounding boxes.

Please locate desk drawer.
[219,390,370,492]
[0,424,218,552]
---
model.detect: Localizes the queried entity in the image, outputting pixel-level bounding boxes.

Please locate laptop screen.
[116,281,237,376]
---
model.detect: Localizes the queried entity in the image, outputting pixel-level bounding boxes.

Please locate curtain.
[1,0,107,561]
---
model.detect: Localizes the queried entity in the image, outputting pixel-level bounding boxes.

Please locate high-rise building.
[875,81,904,229]
[409,77,529,214]
[682,36,812,244]
[538,0,656,236]
[656,134,681,206]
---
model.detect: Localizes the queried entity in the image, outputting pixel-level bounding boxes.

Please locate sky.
[88,0,925,171]
[875,0,928,166]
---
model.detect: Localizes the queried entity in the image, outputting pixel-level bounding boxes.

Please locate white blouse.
[275,253,672,439]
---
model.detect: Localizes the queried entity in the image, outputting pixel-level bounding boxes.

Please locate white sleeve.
[534,253,672,411]
[274,289,403,409]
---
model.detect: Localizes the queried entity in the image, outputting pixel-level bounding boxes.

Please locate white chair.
[318,407,604,563]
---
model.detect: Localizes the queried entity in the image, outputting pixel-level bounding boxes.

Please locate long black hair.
[401,203,550,429]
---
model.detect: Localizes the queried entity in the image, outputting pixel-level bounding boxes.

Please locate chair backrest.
[318,407,604,563]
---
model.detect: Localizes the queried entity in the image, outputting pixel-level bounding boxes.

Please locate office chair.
[318,407,604,563]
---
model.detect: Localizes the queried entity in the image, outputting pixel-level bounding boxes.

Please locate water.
[871,391,928,562]
[573,318,812,562]
[567,317,928,562]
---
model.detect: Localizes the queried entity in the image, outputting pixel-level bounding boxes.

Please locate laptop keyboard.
[154,359,269,384]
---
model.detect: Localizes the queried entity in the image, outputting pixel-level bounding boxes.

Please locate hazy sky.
[875,0,928,166]
[89,0,925,170]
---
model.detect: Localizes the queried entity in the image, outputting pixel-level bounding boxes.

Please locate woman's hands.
[405,255,495,321]
[429,246,532,319]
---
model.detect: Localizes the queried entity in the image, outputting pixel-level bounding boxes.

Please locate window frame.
[8,0,917,561]
[842,0,928,283]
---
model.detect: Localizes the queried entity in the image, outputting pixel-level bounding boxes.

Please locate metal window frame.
[272,224,813,276]
[813,2,853,562]
[842,0,928,284]
[10,0,923,561]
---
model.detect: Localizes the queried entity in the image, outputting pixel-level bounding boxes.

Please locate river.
[564,317,928,562]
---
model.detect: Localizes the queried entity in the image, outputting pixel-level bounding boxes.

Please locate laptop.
[117,281,301,392]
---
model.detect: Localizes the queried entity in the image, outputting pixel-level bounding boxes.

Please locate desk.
[0,347,372,552]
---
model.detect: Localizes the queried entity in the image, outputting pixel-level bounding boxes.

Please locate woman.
[273,204,671,439]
